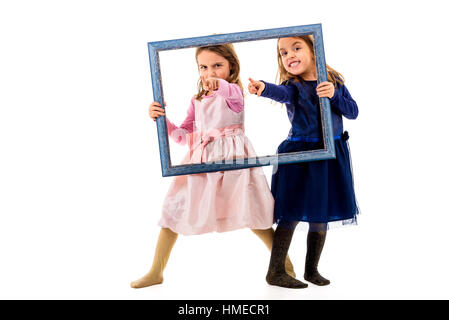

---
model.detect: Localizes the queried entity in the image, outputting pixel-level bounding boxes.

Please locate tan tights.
[130,228,178,288]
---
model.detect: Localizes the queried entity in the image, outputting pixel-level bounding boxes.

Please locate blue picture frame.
[148,24,335,177]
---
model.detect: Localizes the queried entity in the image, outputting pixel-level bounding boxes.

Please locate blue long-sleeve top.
[261,79,358,139]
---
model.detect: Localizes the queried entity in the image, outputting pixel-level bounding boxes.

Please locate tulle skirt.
[271,131,359,231]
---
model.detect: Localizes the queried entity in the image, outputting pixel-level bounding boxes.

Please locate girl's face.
[197,50,231,84]
[278,37,316,80]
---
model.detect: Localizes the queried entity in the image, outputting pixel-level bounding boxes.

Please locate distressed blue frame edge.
[148,24,335,177]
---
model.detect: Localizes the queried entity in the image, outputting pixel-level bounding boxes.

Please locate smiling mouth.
[289,61,300,68]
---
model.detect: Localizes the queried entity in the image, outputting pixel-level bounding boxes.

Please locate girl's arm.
[216,78,244,113]
[259,81,297,105]
[330,84,359,119]
[166,98,195,145]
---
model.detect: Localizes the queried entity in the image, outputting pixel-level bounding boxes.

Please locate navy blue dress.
[261,79,359,229]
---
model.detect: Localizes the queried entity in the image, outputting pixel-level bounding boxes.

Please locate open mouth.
[289,61,300,68]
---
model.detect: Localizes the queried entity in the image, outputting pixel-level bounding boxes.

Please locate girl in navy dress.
[248,35,359,288]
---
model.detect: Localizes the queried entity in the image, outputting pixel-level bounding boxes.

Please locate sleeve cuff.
[330,87,340,102]
[260,80,270,97]
[216,78,230,96]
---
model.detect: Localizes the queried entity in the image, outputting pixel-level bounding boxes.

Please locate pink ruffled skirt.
[158,132,274,235]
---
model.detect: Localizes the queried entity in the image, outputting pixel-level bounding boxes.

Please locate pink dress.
[158,79,274,235]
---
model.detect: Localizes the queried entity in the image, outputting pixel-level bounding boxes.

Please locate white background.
[1,0,448,299]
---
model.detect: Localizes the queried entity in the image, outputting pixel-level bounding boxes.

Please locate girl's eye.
[215,64,222,67]
[280,52,287,56]
[200,66,206,70]
[295,47,301,51]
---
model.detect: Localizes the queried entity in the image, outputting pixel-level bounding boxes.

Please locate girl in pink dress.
[131,44,295,288]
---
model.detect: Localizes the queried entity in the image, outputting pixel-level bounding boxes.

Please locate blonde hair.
[195,43,243,101]
[276,35,344,87]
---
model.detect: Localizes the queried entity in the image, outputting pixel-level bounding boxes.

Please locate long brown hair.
[276,35,344,87]
[195,43,243,101]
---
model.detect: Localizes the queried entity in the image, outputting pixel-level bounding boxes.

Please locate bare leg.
[130,228,178,288]
[251,228,296,278]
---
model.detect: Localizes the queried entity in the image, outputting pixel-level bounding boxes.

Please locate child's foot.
[266,271,308,289]
[130,272,163,288]
[304,271,330,286]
